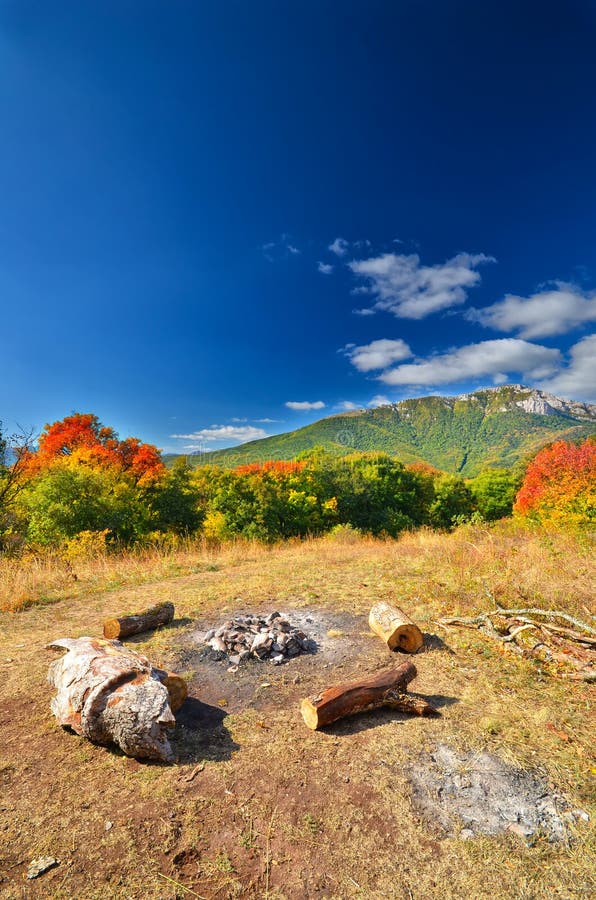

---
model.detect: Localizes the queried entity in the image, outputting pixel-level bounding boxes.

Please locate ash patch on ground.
[164,607,377,713]
[410,744,583,842]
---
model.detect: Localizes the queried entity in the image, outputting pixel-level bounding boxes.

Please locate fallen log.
[47,637,187,761]
[103,601,175,640]
[369,602,424,652]
[300,661,439,730]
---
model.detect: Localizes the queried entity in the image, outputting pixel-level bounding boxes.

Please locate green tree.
[428,474,475,529]
[469,468,520,521]
[326,454,420,536]
[146,458,205,535]
[19,462,152,545]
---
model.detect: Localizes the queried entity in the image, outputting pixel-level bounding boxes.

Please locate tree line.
[0,413,593,553]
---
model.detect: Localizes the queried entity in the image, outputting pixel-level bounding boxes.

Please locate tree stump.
[369,602,424,652]
[301,661,438,730]
[47,637,187,762]
[103,601,175,640]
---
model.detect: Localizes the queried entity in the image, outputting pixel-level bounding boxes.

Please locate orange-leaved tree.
[23,413,164,484]
[514,438,595,529]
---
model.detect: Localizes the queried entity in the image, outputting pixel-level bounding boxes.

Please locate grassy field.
[0,525,594,898]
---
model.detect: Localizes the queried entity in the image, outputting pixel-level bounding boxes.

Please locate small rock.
[271,654,284,665]
[459,828,474,840]
[105,820,113,831]
[209,636,227,653]
[227,665,239,674]
[27,857,60,880]
[251,633,272,653]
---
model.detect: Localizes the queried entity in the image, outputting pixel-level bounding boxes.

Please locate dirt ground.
[0,536,594,899]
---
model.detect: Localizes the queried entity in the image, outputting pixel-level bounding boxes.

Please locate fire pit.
[201,611,316,667]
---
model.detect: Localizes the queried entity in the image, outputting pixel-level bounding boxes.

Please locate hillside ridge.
[169,386,595,476]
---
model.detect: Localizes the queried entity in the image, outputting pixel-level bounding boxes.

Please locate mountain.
[171,386,596,476]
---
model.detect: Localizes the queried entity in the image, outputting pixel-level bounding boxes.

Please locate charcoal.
[201,611,314,667]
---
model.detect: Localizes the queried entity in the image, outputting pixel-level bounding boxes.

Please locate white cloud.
[317,261,334,275]
[255,417,281,423]
[379,339,561,386]
[539,334,596,402]
[368,394,392,407]
[336,400,360,410]
[328,237,349,257]
[470,282,596,338]
[229,417,248,423]
[170,425,268,445]
[344,338,412,372]
[353,307,375,316]
[285,400,326,411]
[262,235,301,261]
[349,251,495,319]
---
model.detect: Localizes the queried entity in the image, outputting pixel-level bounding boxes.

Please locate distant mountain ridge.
[171,386,595,476]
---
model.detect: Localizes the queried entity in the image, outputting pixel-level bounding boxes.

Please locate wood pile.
[203,612,314,666]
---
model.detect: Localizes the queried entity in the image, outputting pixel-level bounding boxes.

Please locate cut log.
[47,636,186,761]
[103,601,175,640]
[369,602,424,653]
[153,668,188,712]
[300,661,439,730]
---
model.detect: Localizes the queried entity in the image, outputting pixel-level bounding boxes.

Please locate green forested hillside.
[169,386,595,475]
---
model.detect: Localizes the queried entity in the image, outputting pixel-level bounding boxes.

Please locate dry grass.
[0,524,594,899]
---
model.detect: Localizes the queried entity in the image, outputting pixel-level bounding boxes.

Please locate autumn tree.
[514,438,595,529]
[24,413,164,484]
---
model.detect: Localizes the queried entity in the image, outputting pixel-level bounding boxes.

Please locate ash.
[409,744,588,842]
[201,611,316,667]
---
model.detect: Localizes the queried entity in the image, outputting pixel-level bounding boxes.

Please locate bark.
[300,661,439,730]
[103,601,175,639]
[47,637,186,761]
[369,602,424,652]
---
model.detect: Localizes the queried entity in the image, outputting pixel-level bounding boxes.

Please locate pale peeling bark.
[47,637,184,762]
[369,602,424,652]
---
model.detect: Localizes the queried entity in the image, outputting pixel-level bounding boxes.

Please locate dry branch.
[300,661,438,730]
[369,602,423,652]
[493,607,596,636]
[47,636,187,761]
[103,601,175,639]
[438,607,595,682]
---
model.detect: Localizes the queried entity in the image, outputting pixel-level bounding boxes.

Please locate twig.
[527,621,596,646]
[501,623,536,642]
[494,607,596,636]
[158,872,207,899]
[264,806,277,899]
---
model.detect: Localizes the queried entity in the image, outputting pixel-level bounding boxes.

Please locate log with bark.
[47,637,188,762]
[103,601,175,640]
[369,602,424,653]
[300,661,439,730]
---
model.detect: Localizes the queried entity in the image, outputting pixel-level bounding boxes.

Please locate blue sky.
[1,1,595,453]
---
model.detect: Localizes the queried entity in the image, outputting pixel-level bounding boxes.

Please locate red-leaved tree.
[24,413,164,484]
[514,438,595,529]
